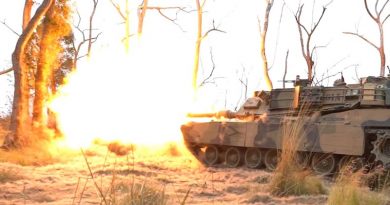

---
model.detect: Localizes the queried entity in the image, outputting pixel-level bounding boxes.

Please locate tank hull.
[181,108,390,172]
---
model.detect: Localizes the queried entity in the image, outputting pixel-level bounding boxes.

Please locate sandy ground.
[0,144,330,205]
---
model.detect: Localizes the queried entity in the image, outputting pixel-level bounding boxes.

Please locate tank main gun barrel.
[187,110,237,119]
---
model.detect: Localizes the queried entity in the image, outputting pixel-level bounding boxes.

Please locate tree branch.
[310,43,328,58]
[199,48,217,87]
[294,6,307,60]
[382,13,390,24]
[294,5,310,36]
[1,20,20,36]
[283,50,289,88]
[144,6,187,10]
[316,64,358,85]
[143,6,188,32]
[343,31,379,50]
[202,20,226,39]
[364,0,379,21]
[72,4,101,69]
[379,0,390,16]
[87,0,99,57]
[109,0,126,20]
[137,0,148,35]
[375,0,380,15]
[0,67,13,76]
[311,7,327,34]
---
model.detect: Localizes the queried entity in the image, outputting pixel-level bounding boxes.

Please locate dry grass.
[328,170,388,205]
[0,139,77,166]
[269,108,326,196]
[0,116,10,145]
[0,116,78,165]
[77,149,192,205]
[270,169,326,196]
[115,181,168,205]
[0,167,24,183]
[328,184,386,205]
[366,169,390,192]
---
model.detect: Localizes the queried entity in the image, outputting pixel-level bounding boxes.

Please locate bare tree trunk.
[305,39,313,82]
[283,50,289,88]
[33,0,71,134]
[23,0,33,30]
[379,24,386,76]
[138,0,148,36]
[51,74,57,95]
[260,0,273,91]
[110,0,130,52]
[87,0,98,58]
[32,5,55,128]
[192,0,202,90]
[6,0,54,148]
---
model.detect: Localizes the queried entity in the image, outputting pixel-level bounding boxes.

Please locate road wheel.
[264,149,278,171]
[311,153,336,176]
[244,148,263,169]
[338,156,364,172]
[204,145,219,166]
[225,147,243,168]
[296,152,310,169]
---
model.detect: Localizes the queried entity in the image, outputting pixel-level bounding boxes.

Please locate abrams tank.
[181,75,390,175]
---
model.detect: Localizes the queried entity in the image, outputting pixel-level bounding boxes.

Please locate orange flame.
[49,35,195,155]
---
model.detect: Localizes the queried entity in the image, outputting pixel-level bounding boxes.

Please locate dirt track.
[0,144,330,205]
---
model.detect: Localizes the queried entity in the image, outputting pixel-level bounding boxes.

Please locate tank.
[181,75,390,175]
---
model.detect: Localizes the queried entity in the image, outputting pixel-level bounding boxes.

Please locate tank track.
[184,128,390,177]
[185,143,363,176]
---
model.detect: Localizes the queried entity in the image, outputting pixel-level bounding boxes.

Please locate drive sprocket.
[371,130,390,170]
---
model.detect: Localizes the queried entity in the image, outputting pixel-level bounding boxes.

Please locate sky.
[1,0,390,116]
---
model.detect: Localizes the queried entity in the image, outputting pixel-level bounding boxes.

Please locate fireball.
[49,33,197,156]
